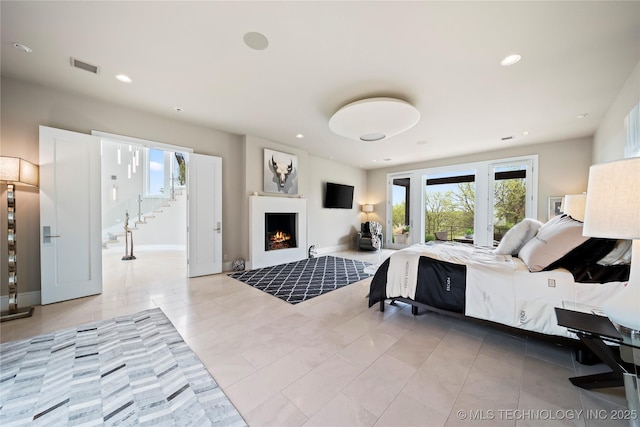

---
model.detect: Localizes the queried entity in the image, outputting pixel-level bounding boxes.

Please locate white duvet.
[386,243,627,337]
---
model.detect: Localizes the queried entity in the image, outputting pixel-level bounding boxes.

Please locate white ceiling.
[2,1,639,169]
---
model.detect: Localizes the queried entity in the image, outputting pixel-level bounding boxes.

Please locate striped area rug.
[0,308,245,426]
[229,255,372,304]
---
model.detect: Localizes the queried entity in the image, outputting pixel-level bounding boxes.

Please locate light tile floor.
[1,249,631,426]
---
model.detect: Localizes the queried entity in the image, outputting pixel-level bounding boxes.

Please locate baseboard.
[316,244,350,255]
[1,291,41,312]
[242,244,351,272]
[222,261,233,272]
[103,244,186,254]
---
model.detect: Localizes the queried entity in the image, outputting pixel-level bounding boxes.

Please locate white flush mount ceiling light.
[500,54,521,66]
[329,97,420,142]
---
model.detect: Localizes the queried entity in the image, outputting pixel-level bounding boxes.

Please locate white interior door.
[40,126,102,304]
[188,153,222,277]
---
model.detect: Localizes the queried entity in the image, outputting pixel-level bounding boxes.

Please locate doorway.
[39,125,224,306]
[100,138,189,259]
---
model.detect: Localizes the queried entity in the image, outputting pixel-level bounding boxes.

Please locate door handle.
[214,221,221,233]
[43,226,61,243]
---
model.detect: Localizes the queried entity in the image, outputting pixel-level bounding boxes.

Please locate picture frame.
[263,148,298,194]
[624,102,639,158]
[548,196,563,221]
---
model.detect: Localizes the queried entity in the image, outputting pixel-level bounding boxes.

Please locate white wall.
[593,60,640,163]
[101,139,145,233]
[241,135,367,255]
[308,156,368,252]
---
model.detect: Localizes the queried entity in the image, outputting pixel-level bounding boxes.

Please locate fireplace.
[250,196,307,269]
[265,213,297,251]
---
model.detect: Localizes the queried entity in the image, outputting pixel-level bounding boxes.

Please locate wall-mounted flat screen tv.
[324,182,354,209]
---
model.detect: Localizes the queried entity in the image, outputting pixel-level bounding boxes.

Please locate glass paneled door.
[489,160,535,246]
[424,169,476,244]
[390,177,411,247]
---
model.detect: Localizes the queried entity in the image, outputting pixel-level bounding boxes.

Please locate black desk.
[555,307,638,390]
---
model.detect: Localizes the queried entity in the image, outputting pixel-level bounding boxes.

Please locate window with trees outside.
[391,177,411,245]
[387,156,537,248]
[424,169,476,243]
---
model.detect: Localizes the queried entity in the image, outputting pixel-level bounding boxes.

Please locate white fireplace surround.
[250,195,307,269]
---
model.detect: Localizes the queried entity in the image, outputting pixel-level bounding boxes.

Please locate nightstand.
[555,307,639,424]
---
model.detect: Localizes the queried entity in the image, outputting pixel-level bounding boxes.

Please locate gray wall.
[2,54,637,298]
[0,76,365,297]
[593,60,640,163]
[240,135,367,255]
[366,136,594,231]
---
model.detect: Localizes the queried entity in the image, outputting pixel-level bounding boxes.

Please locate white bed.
[369,241,628,338]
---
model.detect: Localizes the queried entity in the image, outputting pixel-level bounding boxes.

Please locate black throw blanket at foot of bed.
[368,256,467,313]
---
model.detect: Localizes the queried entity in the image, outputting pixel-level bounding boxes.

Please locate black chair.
[357,221,383,251]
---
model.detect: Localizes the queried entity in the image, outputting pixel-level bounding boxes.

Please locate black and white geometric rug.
[0,308,246,426]
[228,255,373,304]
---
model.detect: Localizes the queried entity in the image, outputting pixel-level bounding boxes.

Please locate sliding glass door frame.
[386,154,538,248]
[488,157,537,246]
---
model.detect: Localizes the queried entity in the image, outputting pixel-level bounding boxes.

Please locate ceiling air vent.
[501,136,514,141]
[70,57,100,74]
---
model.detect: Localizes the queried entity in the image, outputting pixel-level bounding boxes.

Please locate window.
[147,148,166,196]
[424,169,476,242]
[490,163,529,244]
[387,155,537,247]
[391,177,411,245]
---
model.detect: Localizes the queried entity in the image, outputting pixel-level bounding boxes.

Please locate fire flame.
[270,230,291,243]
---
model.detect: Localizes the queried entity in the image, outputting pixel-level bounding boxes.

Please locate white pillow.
[597,239,632,265]
[493,218,543,255]
[518,215,589,272]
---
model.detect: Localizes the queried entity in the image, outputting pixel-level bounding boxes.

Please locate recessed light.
[383,158,392,162]
[12,42,32,53]
[115,74,132,83]
[576,113,590,119]
[296,134,304,139]
[500,54,521,66]
[372,159,377,162]
[174,107,184,113]
[243,32,269,50]
[522,131,530,135]
[416,140,428,145]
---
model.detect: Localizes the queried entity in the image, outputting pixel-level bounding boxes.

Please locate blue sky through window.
[149,148,164,194]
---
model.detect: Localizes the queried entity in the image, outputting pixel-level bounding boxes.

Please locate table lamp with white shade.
[362,204,374,221]
[562,193,587,222]
[583,157,640,331]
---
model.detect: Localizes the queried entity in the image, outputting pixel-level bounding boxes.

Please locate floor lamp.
[583,156,640,420]
[1,156,38,322]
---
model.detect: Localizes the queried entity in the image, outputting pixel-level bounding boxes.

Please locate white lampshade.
[583,157,640,331]
[329,98,420,142]
[0,156,39,187]
[362,204,374,213]
[583,157,640,239]
[561,194,587,222]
